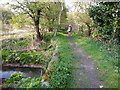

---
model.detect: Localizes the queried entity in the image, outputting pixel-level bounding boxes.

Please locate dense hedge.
[88,2,119,44]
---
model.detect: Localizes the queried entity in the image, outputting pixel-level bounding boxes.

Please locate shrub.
[6,73,23,87]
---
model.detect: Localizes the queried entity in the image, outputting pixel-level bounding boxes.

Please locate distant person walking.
[67,25,72,36]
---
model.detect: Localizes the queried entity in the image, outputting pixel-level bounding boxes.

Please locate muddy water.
[1,66,43,79]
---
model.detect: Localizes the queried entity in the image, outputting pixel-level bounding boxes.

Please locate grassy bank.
[73,33,118,88]
[49,32,74,88]
[2,32,55,88]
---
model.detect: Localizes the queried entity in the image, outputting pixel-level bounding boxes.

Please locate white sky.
[0,0,118,12]
[64,0,74,12]
[0,0,11,4]
[0,0,16,8]
[0,0,75,11]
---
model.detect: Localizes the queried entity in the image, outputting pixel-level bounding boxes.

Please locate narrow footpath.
[69,36,101,88]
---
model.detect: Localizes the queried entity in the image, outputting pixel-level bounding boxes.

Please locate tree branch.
[16,0,34,19]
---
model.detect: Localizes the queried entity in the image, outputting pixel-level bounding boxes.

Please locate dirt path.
[69,36,101,88]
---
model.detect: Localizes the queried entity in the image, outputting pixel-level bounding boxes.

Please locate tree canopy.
[8,0,67,41]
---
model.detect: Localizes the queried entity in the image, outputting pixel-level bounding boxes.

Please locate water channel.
[1,66,43,79]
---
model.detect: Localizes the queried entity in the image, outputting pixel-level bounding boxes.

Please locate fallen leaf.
[88,56,92,58]
[99,85,104,88]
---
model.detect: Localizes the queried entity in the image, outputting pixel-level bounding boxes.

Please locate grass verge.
[73,33,118,88]
[49,32,74,88]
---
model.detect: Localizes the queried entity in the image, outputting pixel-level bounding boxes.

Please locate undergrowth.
[2,33,54,65]
[5,73,44,88]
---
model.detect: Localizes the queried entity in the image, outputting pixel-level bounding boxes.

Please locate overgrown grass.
[2,38,31,51]
[2,33,54,65]
[49,32,74,88]
[5,73,44,88]
[72,33,118,88]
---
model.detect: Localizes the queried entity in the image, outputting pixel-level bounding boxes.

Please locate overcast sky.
[0,0,11,4]
[0,0,103,12]
[0,0,74,11]
[0,0,95,12]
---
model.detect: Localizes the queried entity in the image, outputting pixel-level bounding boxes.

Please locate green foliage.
[2,50,11,61]
[9,1,48,40]
[43,2,60,28]
[16,77,43,88]
[67,12,75,26]
[43,32,53,42]
[2,50,51,65]
[9,1,67,29]
[73,33,118,88]
[2,38,30,63]
[39,2,67,29]
[2,38,30,51]
[49,33,73,88]
[88,2,119,43]
[2,33,55,88]
[9,14,33,29]
[2,36,53,65]
[0,7,13,24]
[7,74,43,88]
[75,12,92,25]
[6,73,23,87]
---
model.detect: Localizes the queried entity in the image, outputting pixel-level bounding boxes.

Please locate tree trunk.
[58,3,63,25]
[35,23,42,41]
[34,10,43,41]
[54,2,63,36]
